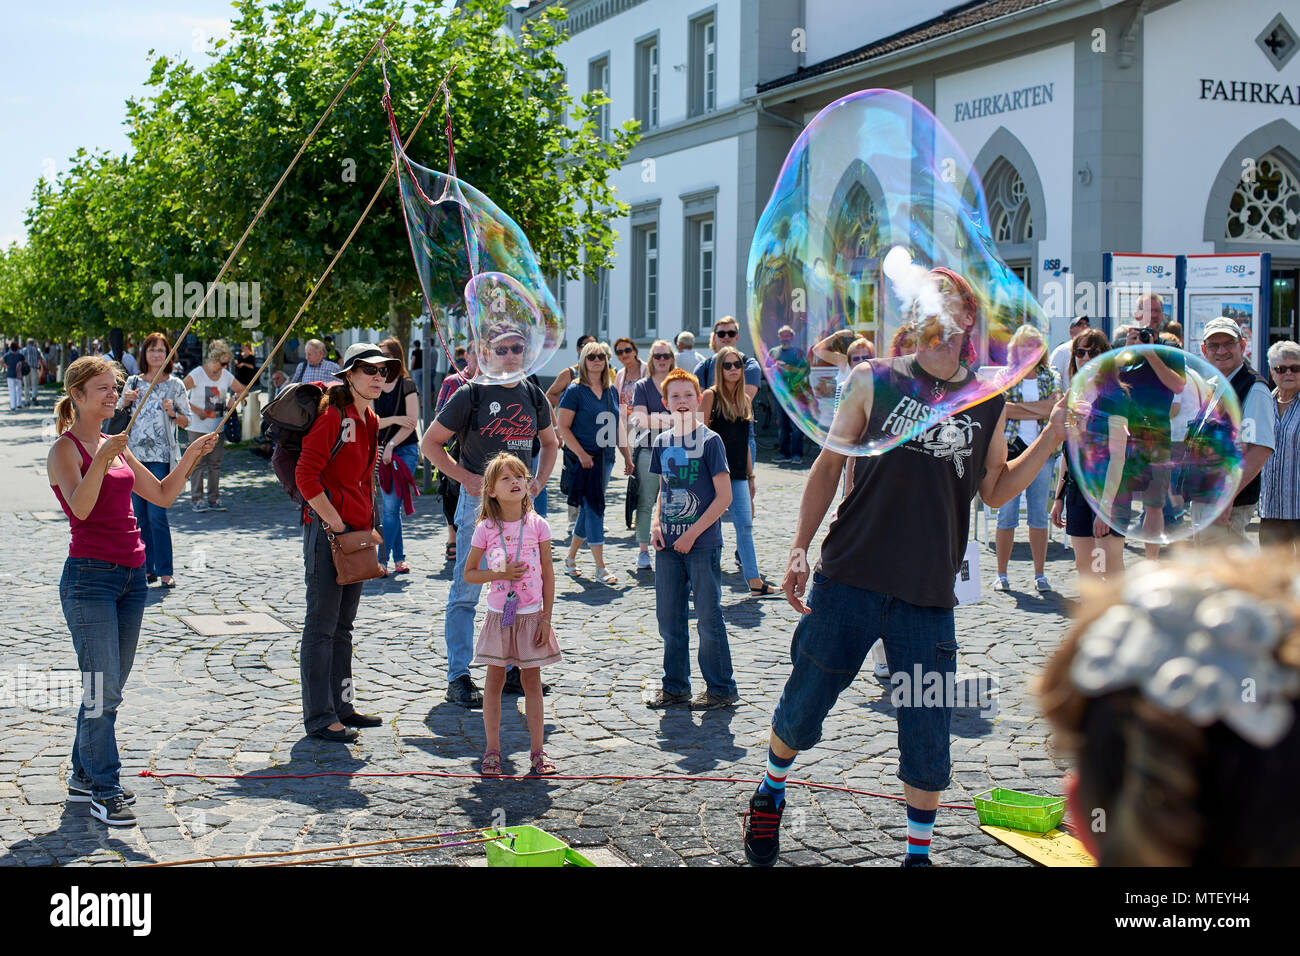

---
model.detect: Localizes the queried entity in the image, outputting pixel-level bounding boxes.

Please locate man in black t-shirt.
[743,269,1068,867]
[421,326,559,707]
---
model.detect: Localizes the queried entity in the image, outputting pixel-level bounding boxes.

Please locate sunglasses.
[586,355,607,362]
[652,353,673,360]
[354,362,395,381]
[1275,365,1300,374]
[615,347,636,356]
[849,353,871,365]
[721,360,744,370]
[1075,348,1102,358]
[715,328,738,338]
[494,344,525,356]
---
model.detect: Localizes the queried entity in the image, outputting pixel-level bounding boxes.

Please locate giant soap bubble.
[747,89,1049,456]
[390,117,561,386]
[1065,344,1244,544]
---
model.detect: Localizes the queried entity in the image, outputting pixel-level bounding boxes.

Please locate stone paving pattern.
[1,402,1085,867]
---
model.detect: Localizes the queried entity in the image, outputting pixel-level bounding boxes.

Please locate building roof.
[757,0,1058,95]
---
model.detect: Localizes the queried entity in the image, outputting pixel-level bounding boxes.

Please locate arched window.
[1227,152,1300,242]
[986,160,1034,245]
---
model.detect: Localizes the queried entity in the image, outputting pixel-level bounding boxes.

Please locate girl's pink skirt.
[473,609,562,669]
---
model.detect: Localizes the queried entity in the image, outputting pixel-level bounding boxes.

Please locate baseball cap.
[1201,317,1245,342]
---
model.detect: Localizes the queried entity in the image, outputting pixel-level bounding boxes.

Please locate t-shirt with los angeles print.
[435,382,552,477]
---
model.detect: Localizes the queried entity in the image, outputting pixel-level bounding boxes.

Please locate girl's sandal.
[530,749,557,776]
[480,750,503,776]
[595,567,618,585]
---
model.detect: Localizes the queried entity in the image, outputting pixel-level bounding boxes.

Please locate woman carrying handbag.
[295,343,397,743]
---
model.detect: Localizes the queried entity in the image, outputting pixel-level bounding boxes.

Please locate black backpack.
[262,382,345,504]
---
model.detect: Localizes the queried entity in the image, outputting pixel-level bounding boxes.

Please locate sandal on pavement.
[480,750,502,776]
[445,542,456,562]
[393,561,411,574]
[595,566,617,585]
[563,558,581,578]
[530,749,557,776]
[749,580,779,598]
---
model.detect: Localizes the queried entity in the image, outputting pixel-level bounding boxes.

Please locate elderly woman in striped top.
[1259,340,1300,552]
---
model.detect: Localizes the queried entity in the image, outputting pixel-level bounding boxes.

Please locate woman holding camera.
[183,339,245,513]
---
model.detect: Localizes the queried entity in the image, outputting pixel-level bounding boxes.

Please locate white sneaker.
[870,641,890,678]
[993,575,1010,591]
[637,551,651,569]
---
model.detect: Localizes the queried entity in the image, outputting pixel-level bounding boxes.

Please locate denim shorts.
[771,573,958,792]
[996,458,1051,530]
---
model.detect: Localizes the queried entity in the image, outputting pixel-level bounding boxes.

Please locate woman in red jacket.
[296,343,398,742]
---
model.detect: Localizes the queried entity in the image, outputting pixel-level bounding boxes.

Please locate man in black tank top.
[743,271,1068,867]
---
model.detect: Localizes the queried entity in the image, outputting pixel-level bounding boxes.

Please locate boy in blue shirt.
[645,368,738,710]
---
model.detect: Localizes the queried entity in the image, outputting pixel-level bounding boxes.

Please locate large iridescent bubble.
[747,89,1049,456]
[1065,344,1244,544]
[390,124,561,386]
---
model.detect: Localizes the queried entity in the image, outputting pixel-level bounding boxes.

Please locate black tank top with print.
[818,356,1005,608]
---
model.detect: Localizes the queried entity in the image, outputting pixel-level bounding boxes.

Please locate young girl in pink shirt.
[463,452,561,776]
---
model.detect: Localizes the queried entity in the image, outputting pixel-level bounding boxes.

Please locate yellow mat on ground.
[981,825,1097,867]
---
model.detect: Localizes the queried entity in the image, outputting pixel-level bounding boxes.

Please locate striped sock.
[756,749,796,806]
[906,804,937,859]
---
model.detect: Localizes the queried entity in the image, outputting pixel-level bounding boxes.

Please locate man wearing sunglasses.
[1049,316,1089,388]
[422,324,559,708]
[696,317,763,474]
[1194,316,1274,545]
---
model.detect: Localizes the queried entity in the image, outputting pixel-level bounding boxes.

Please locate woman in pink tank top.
[46,356,218,828]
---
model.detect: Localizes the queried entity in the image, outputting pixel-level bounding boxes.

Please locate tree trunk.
[387,289,412,353]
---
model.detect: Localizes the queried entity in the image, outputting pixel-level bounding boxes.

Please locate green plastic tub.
[483,826,571,867]
[973,788,1066,833]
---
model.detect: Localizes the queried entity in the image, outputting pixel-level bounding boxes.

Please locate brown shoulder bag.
[324,525,385,585]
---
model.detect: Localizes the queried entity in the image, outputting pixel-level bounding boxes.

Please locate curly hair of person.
[1038,551,1300,865]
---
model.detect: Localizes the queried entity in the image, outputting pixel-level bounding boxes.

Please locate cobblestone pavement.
[0,400,1085,867]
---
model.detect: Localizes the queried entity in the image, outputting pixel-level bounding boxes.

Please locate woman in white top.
[117,332,190,585]
[183,339,245,512]
[994,325,1061,592]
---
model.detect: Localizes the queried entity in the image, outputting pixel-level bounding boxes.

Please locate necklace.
[915,359,964,401]
[1279,395,1297,406]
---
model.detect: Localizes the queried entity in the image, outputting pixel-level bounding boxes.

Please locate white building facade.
[517,0,1300,372]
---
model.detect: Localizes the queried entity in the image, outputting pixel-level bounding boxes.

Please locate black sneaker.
[69,777,135,806]
[446,674,483,708]
[502,670,551,696]
[901,854,935,867]
[743,790,785,866]
[89,793,137,827]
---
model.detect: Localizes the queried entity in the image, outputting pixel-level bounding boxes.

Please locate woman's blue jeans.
[724,478,760,580]
[59,557,148,800]
[572,456,615,546]
[132,461,173,577]
[379,443,419,564]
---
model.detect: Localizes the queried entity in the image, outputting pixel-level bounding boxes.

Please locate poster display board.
[1103,254,1179,335]
[1183,254,1270,361]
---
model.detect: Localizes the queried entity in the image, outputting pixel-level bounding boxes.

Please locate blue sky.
[0,0,502,248]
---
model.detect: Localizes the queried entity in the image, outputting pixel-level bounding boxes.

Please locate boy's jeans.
[445,490,486,682]
[655,545,736,698]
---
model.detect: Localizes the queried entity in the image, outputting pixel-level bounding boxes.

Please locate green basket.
[973,788,1066,833]
[483,826,571,867]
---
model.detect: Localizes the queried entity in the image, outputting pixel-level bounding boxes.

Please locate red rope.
[137,769,977,811]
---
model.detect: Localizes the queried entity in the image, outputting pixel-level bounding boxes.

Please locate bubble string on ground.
[128,20,397,437]
[137,768,977,811]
